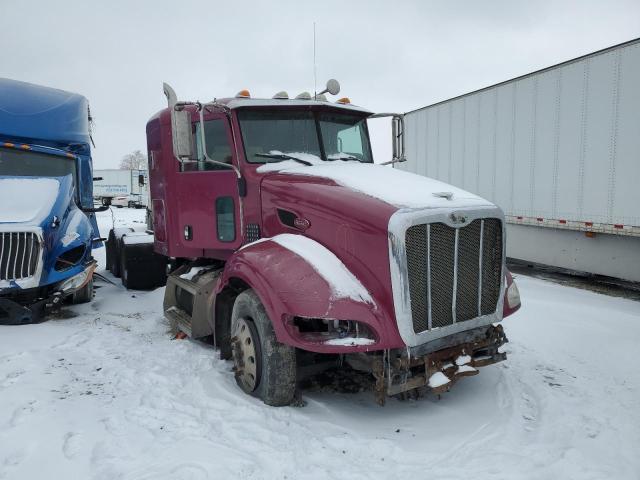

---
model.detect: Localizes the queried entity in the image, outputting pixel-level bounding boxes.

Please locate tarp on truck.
[0,78,90,146]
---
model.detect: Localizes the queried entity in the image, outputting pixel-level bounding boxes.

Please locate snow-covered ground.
[1,208,639,480]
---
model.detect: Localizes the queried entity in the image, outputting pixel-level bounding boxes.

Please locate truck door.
[174,114,242,253]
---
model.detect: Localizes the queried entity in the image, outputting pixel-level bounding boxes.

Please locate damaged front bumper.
[0,261,96,325]
[346,324,508,405]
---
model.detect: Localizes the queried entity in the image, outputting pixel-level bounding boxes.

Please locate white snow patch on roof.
[270,233,373,304]
[0,178,59,223]
[257,161,492,208]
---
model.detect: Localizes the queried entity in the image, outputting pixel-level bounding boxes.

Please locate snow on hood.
[257,157,492,209]
[269,233,373,304]
[0,177,60,224]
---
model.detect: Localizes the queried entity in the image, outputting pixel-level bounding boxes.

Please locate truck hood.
[0,177,61,224]
[0,175,94,290]
[257,160,494,209]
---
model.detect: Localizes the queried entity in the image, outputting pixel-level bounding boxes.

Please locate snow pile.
[0,177,59,223]
[257,160,491,209]
[455,355,472,366]
[179,266,208,281]
[428,371,451,388]
[270,233,373,304]
[324,337,376,346]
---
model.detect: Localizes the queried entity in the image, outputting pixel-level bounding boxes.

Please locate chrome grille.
[405,219,503,333]
[0,232,41,281]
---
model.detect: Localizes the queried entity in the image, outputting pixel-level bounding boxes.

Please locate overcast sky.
[2,0,639,168]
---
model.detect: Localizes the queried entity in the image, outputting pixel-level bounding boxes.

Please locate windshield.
[0,147,77,178]
[238,109,373,164]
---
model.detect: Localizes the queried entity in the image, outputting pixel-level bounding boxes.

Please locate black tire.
[119,240,167,290]
[127,201,135,208]
[101,197,109,206]
[72,277,94,304]
[231,289,296,406]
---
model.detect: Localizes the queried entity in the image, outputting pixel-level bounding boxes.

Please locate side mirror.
[138,173,145,186]
[391,114,405,162]
[368,112,406,165]
[82,196,111,213]
[163,83,193,162]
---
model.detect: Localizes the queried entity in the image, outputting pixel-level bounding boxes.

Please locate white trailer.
[399,38,640,282]
[93,169,149,207]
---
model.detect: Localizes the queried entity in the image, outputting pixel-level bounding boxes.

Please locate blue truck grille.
[0,232,41,282]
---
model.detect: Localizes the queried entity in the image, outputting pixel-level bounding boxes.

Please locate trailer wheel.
[127,201,135,208]
[119,240,167,290]
[231,289,296,406]
[71,277,94,304]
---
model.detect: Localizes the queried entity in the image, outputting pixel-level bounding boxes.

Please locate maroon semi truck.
[107,80,521,406]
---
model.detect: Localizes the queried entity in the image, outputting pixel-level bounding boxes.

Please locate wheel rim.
[233,317,260,392]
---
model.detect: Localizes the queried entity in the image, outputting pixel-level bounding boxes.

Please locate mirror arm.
[81,205,110,213]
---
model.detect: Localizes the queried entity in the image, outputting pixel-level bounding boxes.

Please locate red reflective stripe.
[585,222,593,227]
[614,224,624,229]
[536,218,543,222]
[558,219,567,224]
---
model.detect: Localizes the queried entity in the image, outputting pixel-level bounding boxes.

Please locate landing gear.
[231,290,296,406]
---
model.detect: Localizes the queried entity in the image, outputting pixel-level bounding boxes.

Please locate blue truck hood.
[0,174,95,290]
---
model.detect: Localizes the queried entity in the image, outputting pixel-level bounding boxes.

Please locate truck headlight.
[506,280,521,309]
[59,270,89,293]
[291,317,377,345]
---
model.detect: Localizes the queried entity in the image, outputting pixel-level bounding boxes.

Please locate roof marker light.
[3,142,15,148]
[235,89,251,98]
[273,91,289,99]
[295,92,312,100]
[314,93,328,102]
[20,144,31,150]
[336,97,351,104]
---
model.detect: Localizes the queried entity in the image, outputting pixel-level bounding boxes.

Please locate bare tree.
[119,150,147,170]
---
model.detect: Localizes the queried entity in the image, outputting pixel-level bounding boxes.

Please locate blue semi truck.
[0,78,106,324]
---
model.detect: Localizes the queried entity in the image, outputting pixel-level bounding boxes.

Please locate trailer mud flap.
[372,324,508,405]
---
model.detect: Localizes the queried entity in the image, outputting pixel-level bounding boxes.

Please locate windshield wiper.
[255,153,313,166]
[327,154,360,162]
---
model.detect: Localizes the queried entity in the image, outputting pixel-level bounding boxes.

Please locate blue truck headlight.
[59,269,89,293]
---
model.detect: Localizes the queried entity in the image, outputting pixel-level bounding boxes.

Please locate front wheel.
[231,289,296,406]
[71,277,94,304]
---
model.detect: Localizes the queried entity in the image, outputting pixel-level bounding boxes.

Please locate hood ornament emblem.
[449,212,468,225]
[433,191,454,200]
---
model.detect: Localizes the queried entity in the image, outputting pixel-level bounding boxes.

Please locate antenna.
[313,22,317,97]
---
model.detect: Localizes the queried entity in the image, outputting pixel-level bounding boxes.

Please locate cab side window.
[181,119,232,172]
